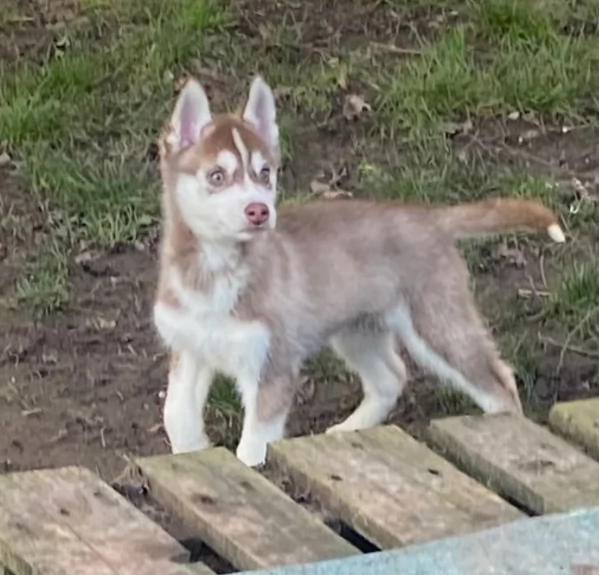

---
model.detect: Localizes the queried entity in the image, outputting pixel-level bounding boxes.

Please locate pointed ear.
[243,76,279,155]
[167,78,212,152]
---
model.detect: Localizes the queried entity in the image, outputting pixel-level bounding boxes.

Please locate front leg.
[163,350,214,453]
[235,376,293,467]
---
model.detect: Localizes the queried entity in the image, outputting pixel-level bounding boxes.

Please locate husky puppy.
[153,75,565,466]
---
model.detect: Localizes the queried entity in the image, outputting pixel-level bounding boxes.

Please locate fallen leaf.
[75,250,96,264]
[569,177,596,214]
[518,129,541,143]
[571,177,589,196]
[441,119,472,136]
[507,111,520,121]
[310,180,331,195]
[441,122,461,135]
[42,352,58,364]
[343,94,371,121]
[97,317,116,330]
[148,423,163,434]
[310,179,353,199]
[273,86,293,100]
[495,245,527,267]
[323,190,353,200]
[55,35,70,49]
[86,317,117,330]
[517,288,550,299]
[330,164,348,187]
[49,428,68,443]
[189,61,226,84]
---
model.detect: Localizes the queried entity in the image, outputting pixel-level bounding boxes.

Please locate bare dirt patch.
[0,0,84,66]
[232,0,457,54]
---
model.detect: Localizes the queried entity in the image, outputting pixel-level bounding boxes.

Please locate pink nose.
[245,202,269,226]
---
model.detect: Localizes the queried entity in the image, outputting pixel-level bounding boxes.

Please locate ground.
[0,0,598,484]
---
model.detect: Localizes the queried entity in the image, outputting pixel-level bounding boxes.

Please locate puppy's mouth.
[245,225,270,235]
[247,220,275,232]
[237,224,271,242]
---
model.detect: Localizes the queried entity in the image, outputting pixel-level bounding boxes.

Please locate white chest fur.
[154,258,271,382]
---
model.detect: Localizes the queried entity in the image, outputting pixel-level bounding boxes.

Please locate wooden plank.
[136,447,357,572]
[549,398,599,461]
[426,413,599,514]
[166,565,214,575]
[267,425,522,549]
[0,466,212,575]
[0,474,114,575]
[180,565,217,575]
[235,506,599,575]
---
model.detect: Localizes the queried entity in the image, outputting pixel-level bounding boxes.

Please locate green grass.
[474,0,558,41]
[1,0,229,244]
[547,259,599,337]
[360,141,561,205]
[208,376,242,416]
[16,242,69,316]
[1,0,229,316]
[376,10,599,136]
[475,0,599,36]
[26,143,157,245]
[497,257,599,412]
[501,332,541,408]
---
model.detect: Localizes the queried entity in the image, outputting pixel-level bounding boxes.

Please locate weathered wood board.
[0,466,212,575]
[136,447,357,572]
[237,506,599,575]
[267,425,522,549]
[427,413,599,514]
[549,398,599,461]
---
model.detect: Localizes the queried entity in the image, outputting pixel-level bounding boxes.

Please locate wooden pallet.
[1,398,599,575]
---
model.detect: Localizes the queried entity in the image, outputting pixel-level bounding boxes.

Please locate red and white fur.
[153,75,566,467]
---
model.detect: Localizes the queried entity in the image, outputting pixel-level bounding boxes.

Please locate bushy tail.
[438,198,565,242]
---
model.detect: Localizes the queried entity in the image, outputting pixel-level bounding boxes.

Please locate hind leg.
[327,328,407,434]
[387,295,522,415]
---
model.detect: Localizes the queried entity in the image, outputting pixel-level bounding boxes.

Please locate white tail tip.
[548,223,566,243]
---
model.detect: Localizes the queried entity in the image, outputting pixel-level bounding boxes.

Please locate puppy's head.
[160,76,279,243]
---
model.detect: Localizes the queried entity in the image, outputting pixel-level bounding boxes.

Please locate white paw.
[169,433,211,455]
[326,422,354,435]
[236,439,267,467]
